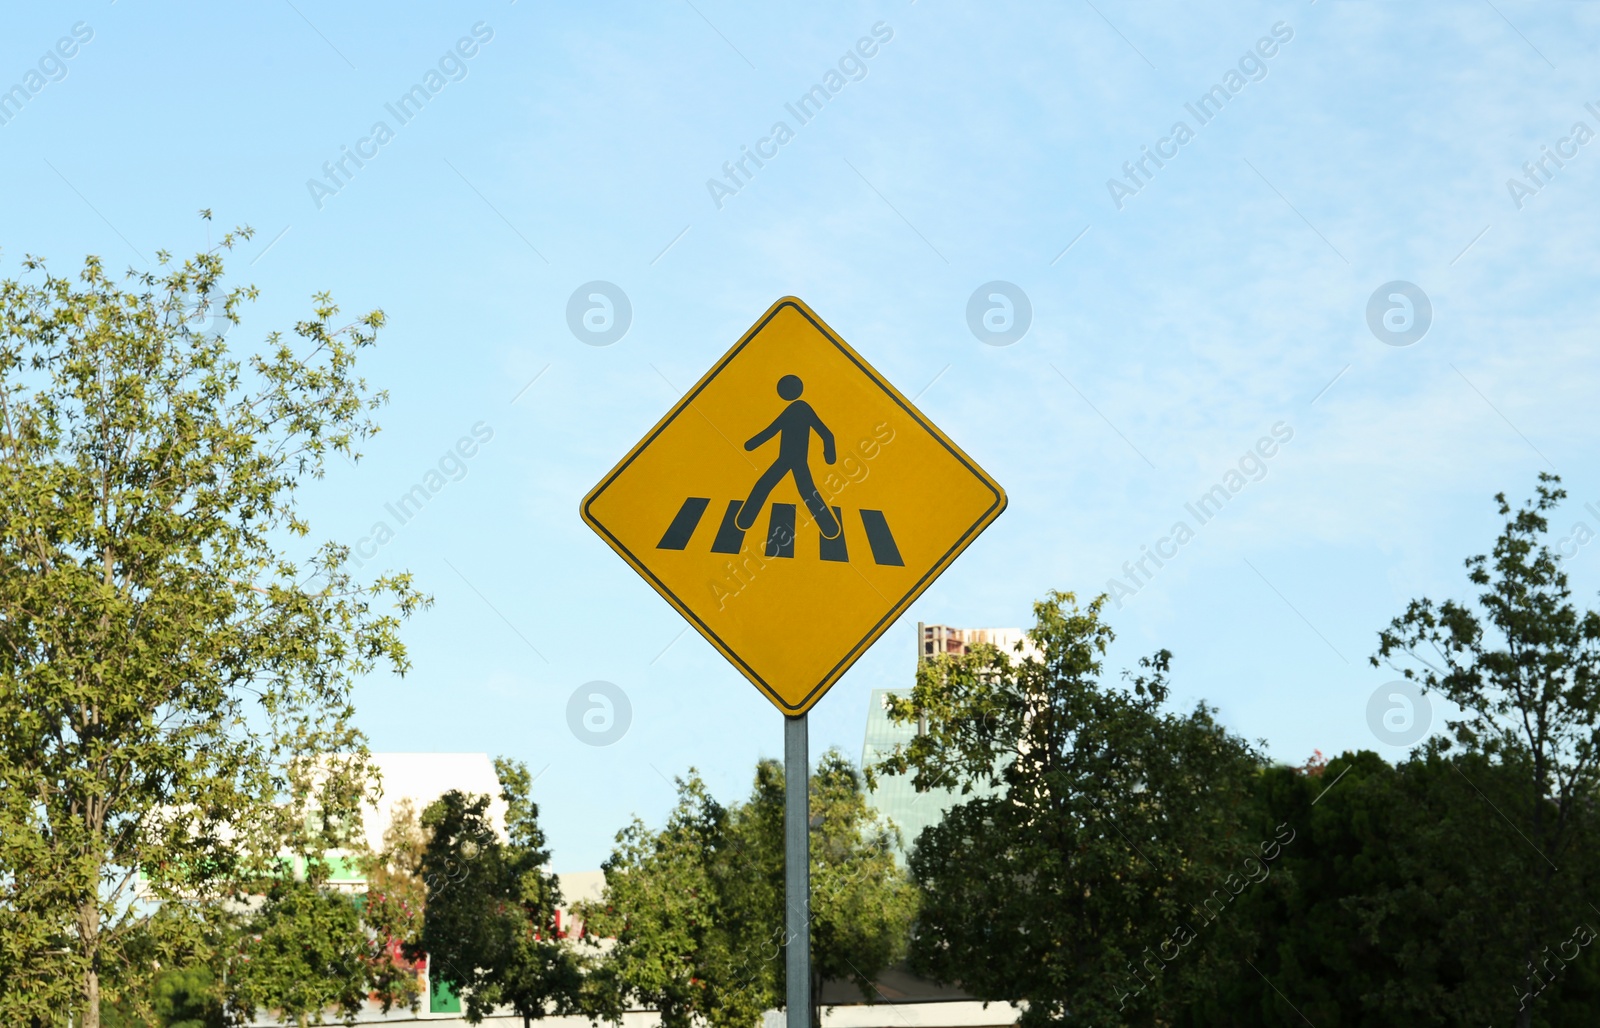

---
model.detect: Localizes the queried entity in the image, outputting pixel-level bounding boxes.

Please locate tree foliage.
[101,963,223,1028]
[1374,474,1600,851]
[871,590,1262,1025]
[1174,480,1600,1026]
[1370,474,1600,1028]
[578,773,759,1028]
[221,789,428,1028]
[410,758,583,1026]
[731,752,918,1016]
[1180,746,1600,1027]
[579,752,917,1028]
[225,879,371,1026]
[0,223,425,1027]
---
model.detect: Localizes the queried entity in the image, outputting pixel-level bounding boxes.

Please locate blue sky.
[6,1,1600,869]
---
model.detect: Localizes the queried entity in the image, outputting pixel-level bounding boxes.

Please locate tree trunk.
[84,965,100,1028]
[80,898,100,1028]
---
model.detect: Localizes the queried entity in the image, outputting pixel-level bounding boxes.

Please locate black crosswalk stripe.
[858,509,903,567]
[656,496,709,550]
[656,497,901,566]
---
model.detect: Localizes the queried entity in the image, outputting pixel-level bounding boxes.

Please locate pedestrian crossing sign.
[580,296,1006,715]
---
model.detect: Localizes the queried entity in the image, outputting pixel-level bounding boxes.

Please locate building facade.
[916,623,1035,662]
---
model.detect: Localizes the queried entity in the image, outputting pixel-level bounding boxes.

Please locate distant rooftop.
[918,623,1039,662]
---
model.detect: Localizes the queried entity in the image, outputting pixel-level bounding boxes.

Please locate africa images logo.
[1105,21,1293,211]
[0,21,93,127]
[1107,422,1293,608]
[706,22,894,210]
[306,22,495,209]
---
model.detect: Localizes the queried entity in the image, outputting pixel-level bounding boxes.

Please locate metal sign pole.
[784,713,811,1028]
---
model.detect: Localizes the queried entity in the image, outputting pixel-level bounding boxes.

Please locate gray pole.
[784,713,810,1028]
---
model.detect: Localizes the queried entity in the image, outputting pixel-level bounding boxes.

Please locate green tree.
[577,772,759,1028]
[872,591,1262,1025]
[223,788,426,1027]
[1373,474,1600,1028]
[730,751,918,1022]
[225,879,372,1026]
[581,754,918,1028]
[411,757,583,1026]
[1183,747,1600,1027]
[95,909,226,1028]
[102,963,224,1028]
[806,752,917,1005]
[148,965,224,1028]
[0,222,426,1027]
[1180,751,1433,1027]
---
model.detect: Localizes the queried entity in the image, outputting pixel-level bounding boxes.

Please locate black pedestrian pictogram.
[655,497,900,566]
[650,375,908,566]
[734,375,842,539]
[766,504,796,558]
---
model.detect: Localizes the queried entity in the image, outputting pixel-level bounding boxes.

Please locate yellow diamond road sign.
[581,297,1006,715]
